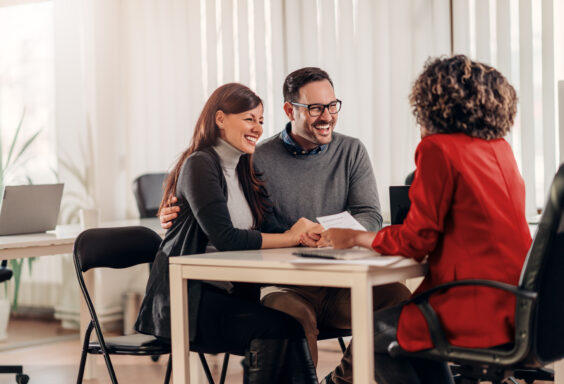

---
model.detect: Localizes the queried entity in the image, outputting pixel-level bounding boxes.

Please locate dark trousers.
[191,284,305,353]
[372,303,454,384]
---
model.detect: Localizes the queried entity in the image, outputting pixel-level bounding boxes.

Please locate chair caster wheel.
[16,373,29,384]
[151,355,160,362]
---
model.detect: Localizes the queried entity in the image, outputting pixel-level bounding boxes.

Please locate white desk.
[168,248,426,384]
[0,218,162,261]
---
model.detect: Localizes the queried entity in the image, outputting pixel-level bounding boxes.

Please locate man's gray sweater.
[254,130,382,232]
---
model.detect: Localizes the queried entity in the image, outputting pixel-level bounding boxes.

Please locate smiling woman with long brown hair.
[135,83,319,383]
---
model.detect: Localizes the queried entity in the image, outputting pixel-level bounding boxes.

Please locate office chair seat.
[87,333,171,355]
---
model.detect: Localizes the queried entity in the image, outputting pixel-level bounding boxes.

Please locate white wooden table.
[168,248,427,384]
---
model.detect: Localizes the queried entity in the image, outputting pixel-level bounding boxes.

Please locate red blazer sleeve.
[372,139,455,261]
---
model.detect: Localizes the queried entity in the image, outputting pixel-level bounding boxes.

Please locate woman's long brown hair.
[159,83,269,228]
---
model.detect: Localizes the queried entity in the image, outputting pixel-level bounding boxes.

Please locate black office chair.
[132,173,168,218]
[0,260,29,384]
[73,226,172,384]
[387,164,564,384]
[404,170,415,185]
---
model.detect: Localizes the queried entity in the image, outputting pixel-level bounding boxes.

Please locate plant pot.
[0,298,10,341]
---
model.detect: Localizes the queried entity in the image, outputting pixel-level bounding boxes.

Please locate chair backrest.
[517,163,564,364]
[132,173,168,218]
[74,226,162,273]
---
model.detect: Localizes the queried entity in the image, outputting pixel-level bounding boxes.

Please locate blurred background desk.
[0,218,162,261]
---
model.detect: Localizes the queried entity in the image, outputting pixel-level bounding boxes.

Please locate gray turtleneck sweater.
[213,138,254,231]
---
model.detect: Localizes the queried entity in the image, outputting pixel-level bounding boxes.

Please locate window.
[0,0,60,309]
[0,0,56,186]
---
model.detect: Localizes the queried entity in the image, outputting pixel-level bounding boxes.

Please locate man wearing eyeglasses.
[160,67,409,384]
[256,67,410,384]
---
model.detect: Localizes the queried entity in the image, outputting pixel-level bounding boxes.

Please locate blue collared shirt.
[280,123,328,156]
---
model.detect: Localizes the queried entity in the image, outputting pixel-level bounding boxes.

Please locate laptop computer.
[0,184,64,235]
[293,247,379,260]
[389,185,411,225]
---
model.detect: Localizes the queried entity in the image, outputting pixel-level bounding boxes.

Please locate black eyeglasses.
[290,99,342,117]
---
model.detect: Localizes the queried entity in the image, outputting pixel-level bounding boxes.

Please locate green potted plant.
[0,109,41,339]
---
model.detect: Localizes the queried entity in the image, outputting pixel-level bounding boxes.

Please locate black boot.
[243,339,289,384]
[242,338,318,384]
[284,338,318,384]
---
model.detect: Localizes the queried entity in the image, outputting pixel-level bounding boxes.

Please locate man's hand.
[159,196,180,229]
[319,228,376,249]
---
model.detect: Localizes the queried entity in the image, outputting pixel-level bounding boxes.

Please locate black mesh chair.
[387,164,564,384]
[73,227,172,384]
[132,173,168,218]
[0,260,29,384]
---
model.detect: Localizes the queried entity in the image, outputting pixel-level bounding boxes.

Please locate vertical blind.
[68,0,559,219]
[115,0,450,219]
[453,0,558,215]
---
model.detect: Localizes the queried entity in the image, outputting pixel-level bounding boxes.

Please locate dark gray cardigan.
[134,148,265,341]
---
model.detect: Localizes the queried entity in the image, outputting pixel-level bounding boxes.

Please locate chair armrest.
[408,279,537,305]
[404,279,537,356]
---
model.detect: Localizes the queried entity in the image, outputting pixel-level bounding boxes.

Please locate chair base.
[513,367,554,383]
[0,365,29,384]
[450,364,554,384]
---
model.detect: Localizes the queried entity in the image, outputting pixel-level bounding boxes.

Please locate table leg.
[80,269,96,379]
[170,265,191,384]
[351,275,375,384]
[555,358,564,384]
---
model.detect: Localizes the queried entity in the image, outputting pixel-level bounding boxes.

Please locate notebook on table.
[0,184,64,235]
[293,247,379,260]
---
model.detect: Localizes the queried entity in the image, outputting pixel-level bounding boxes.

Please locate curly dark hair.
[409,55,517,140]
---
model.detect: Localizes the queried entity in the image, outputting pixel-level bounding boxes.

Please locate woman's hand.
[287,218,324,245]
[320,228,377,249]
[159,196,180,229]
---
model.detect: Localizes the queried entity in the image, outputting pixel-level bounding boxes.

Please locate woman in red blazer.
[318,55,531,384]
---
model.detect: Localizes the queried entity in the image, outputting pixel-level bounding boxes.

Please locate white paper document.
[317,211,366,231]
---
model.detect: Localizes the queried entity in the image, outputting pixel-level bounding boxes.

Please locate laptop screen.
[0,184,64,235]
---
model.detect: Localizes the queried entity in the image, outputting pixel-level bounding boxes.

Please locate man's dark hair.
[283,67,334,102]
